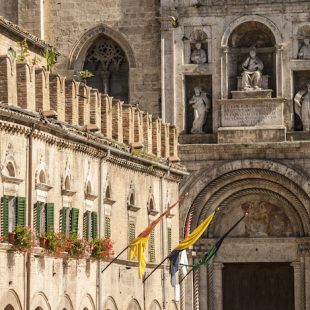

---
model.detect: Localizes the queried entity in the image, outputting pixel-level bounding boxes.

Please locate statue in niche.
[241,46,264,90]
[190,42,207,64]
[294,82,310,131]
[298,38,310,60]
[189,87,210,134]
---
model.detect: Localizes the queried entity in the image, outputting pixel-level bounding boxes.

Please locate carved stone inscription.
[221,100,283,127]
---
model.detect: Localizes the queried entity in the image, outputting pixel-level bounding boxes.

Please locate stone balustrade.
[0,54,179,161]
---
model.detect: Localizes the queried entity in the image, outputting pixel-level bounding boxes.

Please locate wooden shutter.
[34,202,41,236]
[60,207,68,233]
[129,222,135,243]
[167,227,172,253]
[149,230,156,262]
[104,216,111,238]
[45,203,54,232]
[70,208,79,235]
[1,195,9,237]
[16,197,26,226]
[91,212,98,239]
[82,210,91,240]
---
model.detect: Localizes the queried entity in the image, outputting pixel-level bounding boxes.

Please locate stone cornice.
[0,108,186,182]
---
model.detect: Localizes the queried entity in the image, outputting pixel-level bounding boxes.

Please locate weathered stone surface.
[231,89,272,99]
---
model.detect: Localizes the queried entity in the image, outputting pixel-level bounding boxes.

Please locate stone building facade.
[0,17,186,310]
[2,0,310,310]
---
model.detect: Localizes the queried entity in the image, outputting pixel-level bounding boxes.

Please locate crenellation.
[122,104,135,145]
[0,55,17,105]
[169,125,179,161]
[89,88,101,129]
[101,94,113,138]
[78,83,90,127]
[161,122,170,159]
[133,109,144,147]
[16,62,35,111]
[64,79,79,126]
[49,73,65,121]
[152,118,162,158]
[143,113,153,154]
[35,67,49,113]
[112,98,123,144]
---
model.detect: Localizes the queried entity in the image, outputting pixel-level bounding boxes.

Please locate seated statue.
[294,82,310,131]
[189,87,210,133]
[298,38,310,60]
[190,42,207,64]
[241,46,264,90]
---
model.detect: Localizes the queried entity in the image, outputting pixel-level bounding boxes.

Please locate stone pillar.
[122,105,134,145]
[159,17,175,124]
[305,256,310,310]
[220,46,229,99]
[77,84,89,126]
[111,99,123,143]
[0,56,17,105]
[276,44,284,98]
[291,260,305,310]
[213,263,224,310]
[161,123,170,159]
[49,74,65,121]
[35,68,49,113]
[101,94,113,139]
[152,118,162,157]
[64,80,79,126]
[143,113,153,154]
[89,89,101,129]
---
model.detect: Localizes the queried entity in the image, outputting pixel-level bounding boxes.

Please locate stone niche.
[227,21,277,97]
[293,70,310,131]
[185,75,212,134]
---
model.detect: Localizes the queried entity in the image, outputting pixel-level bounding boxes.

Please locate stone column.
[158,17,175,124]
[291,260,305,310]
[275,44,284,98]
[220,46,229,99]
[305,256,310,310]
[213,262,224,310]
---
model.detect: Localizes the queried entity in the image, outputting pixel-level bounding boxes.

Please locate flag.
[169,211,215,286]
[129,195,186,278]
[192,215,246,270]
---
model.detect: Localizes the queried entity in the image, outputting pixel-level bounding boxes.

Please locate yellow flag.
[129,236,150,278]
[174,211,215,251]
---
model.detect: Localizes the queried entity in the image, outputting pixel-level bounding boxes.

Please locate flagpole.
[179,213,247,283]
[143,255,170,283]
[101,245,129,273]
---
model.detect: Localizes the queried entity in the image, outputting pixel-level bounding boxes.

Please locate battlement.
[0,54,179,162]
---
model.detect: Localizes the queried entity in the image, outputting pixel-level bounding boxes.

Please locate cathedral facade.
[1,0,310,310]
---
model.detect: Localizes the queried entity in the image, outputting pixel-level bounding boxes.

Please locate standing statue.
[298,38,310,60]
[190,42,207,64]
[294,82,310,131]
[189,87,210,133]
[241,46,264,90]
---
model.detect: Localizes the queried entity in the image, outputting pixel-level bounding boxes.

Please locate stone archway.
[0,290,22,310]
[30,292,51,310]
[180,159,310,310]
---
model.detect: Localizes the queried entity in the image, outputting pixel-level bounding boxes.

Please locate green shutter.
[34,202,41,236]
[60,207,68,233]
[91,212,98,239]
[70,208,79,234]
[167,227,172,253]
[104,216,111,238]
[16,197,26,226]
[1,195,9,238]
[45,203,54,232]
[149,230,155,262]
[83,211,91,240]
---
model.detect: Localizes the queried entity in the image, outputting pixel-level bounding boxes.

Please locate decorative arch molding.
[79,293,96,310]
[30,291,51,310]
[148,300,162,310]
[167,301,178,310]
[126,298,142,310]
[0,289,22,310]
[180,160,310,237]
[57,294,74,310]
[104,296,118,310]
[68,24,137,72]
[221,15,283,47]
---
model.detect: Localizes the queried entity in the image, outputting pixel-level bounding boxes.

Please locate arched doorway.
[181,160,310,310]
[83,35,129,102]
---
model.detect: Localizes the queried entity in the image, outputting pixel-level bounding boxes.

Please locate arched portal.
[180,160,310,310]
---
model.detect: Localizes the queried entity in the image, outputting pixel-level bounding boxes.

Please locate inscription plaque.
[220,99,284,127]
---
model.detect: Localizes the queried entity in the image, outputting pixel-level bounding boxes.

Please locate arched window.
[105,185,111,199]
[39,170,46,184]
[4,305,15,310]
[64,176,70,190]
[83,35,129,102]
[86,181,92,195]
[149,198,154,211]
[6,162,15,177]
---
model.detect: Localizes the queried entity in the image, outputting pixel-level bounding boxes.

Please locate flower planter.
[8,232,16,245]
[39,237,47,248]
